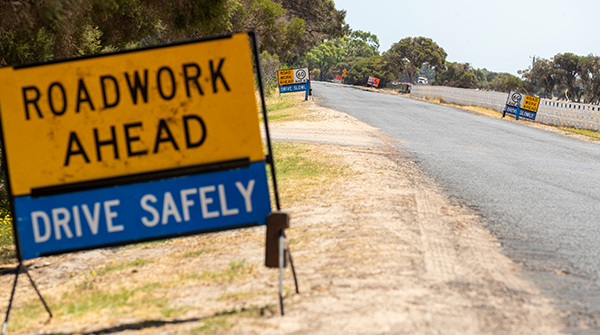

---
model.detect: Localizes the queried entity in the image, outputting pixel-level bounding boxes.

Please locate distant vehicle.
[417,77,428,84]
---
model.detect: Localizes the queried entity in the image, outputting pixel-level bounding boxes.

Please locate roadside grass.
[270,141,347,206]
[96,258,153,276]
[558,126,600,140]
[190,306,276,335]
[418,95,600,141]
[184,259,255,283]
[9,282,176,330]
[260,91,311,123]
[419,97,504,119]
[181,248,218,258]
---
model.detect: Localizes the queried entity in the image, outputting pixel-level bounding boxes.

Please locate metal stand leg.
[2,263,52,335]
[2,263,22,335]
[278,231,285,316]
[286,246,299,294]
[23,267,52,319]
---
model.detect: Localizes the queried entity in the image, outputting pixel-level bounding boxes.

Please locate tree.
[0,0,233,66]
[344,56,394,87]
[520,58,558,98]
[488,73,530,93]
[578,55,600,104]
[229,0,305,61]
[435,62,478,88]
[553,53,582,101]
[383,36,447,83]
[274,0,348,64]
[304,39,345,80]
[345,30,379,58]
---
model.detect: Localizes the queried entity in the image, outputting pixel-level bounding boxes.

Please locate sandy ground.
[0,99,565,334]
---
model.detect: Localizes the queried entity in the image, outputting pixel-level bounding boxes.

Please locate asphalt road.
[312,81,600,334]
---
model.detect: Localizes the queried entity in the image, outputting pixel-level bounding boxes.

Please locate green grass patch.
[190,306,275,335]
[270,141,347,205]
[559,126,600,140]
[216,290,269,301]
[8,282,169,331]
[273,142,341,180]
[182,248,217,258]
[96,258,152,276]
[186,259,254,283]
[259,91,310,123]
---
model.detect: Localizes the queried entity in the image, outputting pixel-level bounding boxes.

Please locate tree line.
[0,0,346,75]
[1,1,599,102]
[301,34,600,104]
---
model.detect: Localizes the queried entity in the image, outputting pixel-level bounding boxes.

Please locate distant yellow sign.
[522,95,540,112]
[277,69,294,86]
[0,33,264,196]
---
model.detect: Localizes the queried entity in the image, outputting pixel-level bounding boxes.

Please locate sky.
[333,0,600,76]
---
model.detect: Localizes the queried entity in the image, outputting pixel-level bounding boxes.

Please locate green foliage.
[435,62,478,88]
[259,51,282,96]
[345,56,394,87]
[275,0,348,64]
[519,58,558,99]
[553,53,582,101]
[304,39,346,80]
[303,30,380,81]
[488,72,530,93]
[383,36,447,83]
[578,55,600,104]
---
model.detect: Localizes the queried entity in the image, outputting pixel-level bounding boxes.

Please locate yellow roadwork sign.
[0,33,264,196]
[522,95,540,112]
[277,69,294,86]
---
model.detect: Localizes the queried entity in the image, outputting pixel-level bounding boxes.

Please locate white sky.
[334,0,600,76]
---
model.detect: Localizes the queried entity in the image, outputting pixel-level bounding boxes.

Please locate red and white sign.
[373,77,380,88]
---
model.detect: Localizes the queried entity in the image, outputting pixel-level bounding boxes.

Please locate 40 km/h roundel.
[295,69,307,81]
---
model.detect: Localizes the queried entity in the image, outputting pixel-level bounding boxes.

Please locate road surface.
[313,81,600,334]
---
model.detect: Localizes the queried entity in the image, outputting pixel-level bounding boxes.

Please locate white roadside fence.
[410,85,600,131]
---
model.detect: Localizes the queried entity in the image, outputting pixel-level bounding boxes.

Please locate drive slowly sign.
[277,68,309,93]
[504,91,540,120]
[0,33,272,260]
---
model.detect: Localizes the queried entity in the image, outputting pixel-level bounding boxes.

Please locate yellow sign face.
[277,70,294,86]
[0,33,264,196]
[522,95,540,113]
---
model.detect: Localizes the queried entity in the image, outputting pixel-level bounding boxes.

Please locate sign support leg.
[2,262,53,335]
[2,263,21,335]
[23,267,53,319]
[278,230,285,315]
[285,236,300,294]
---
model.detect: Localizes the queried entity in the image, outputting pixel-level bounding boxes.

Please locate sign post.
[0,31,299,328]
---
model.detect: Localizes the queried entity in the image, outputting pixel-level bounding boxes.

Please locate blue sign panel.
[15,162,271,260]
[504,105,537,121]
[279,83,307,93]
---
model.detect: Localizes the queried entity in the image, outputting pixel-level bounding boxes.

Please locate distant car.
[417,77,428,84]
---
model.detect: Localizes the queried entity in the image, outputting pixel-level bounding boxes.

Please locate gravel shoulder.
[0,97,564,334]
